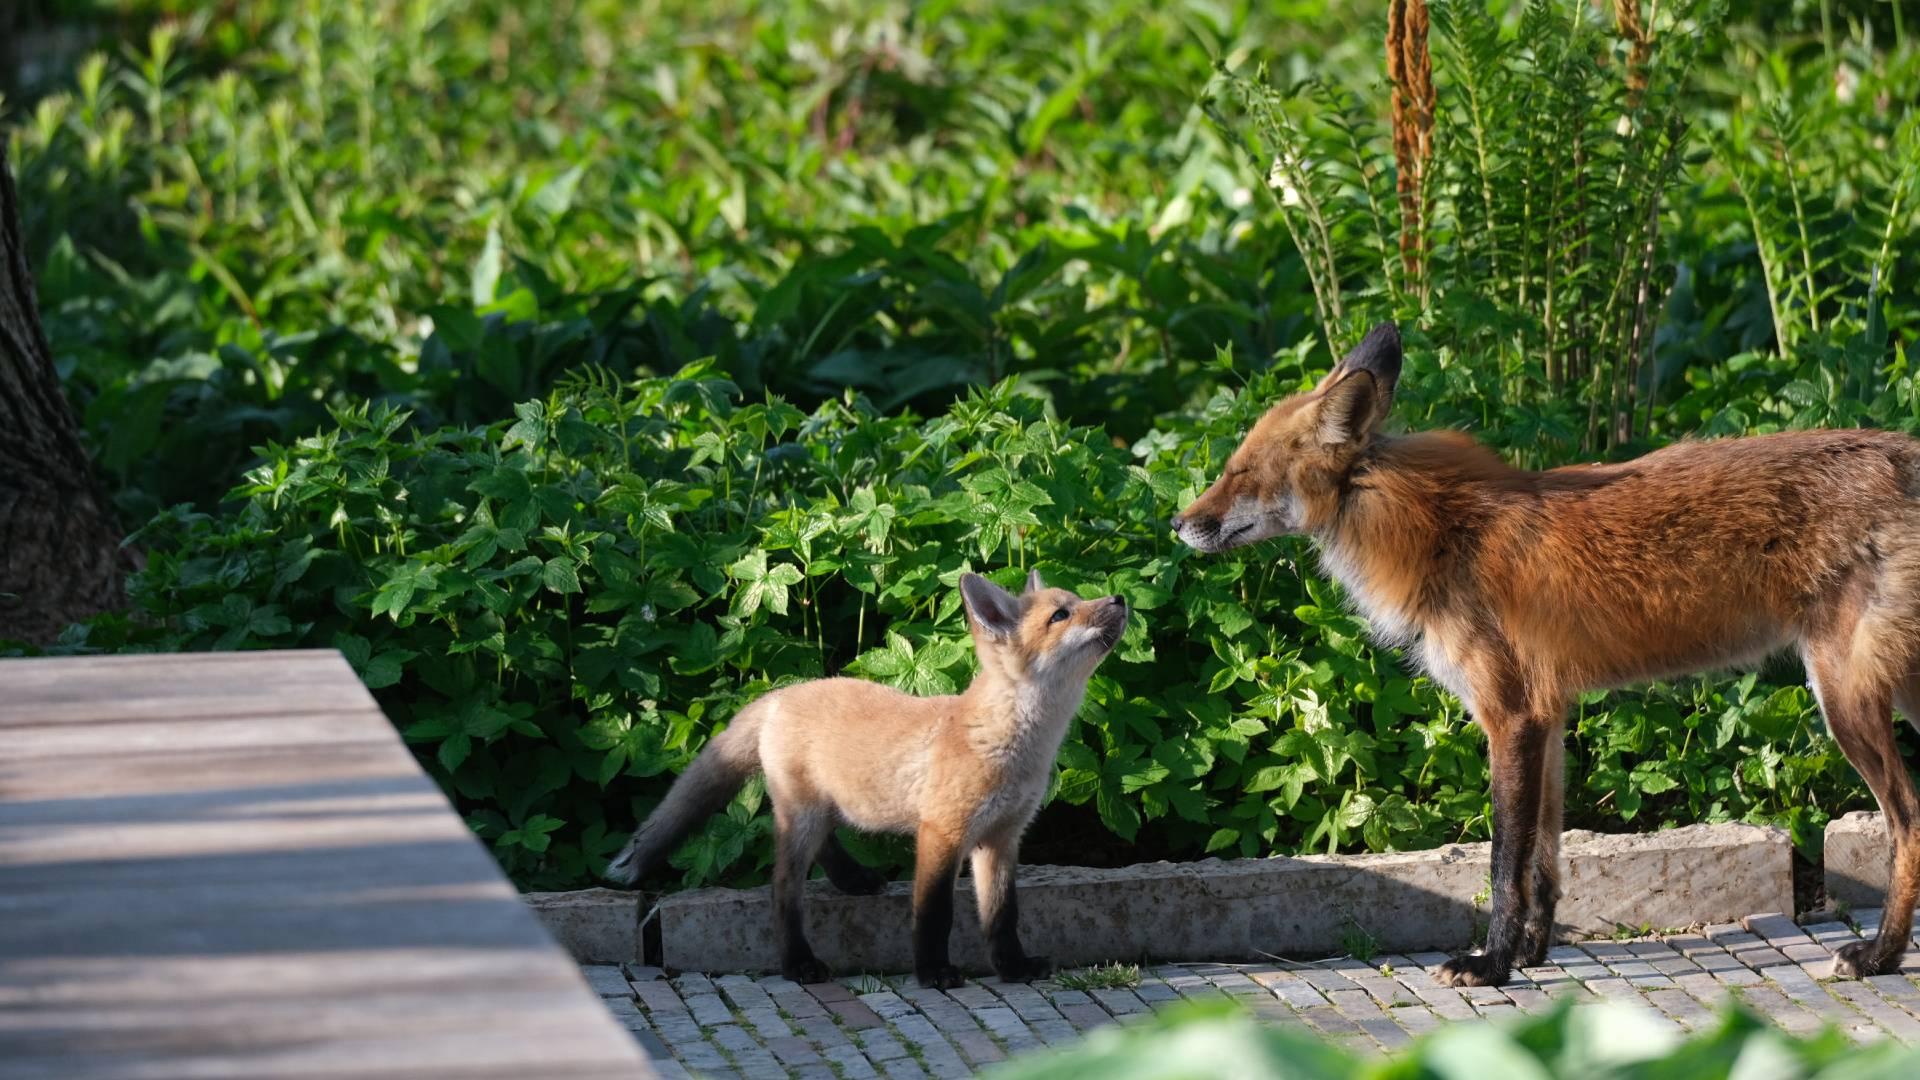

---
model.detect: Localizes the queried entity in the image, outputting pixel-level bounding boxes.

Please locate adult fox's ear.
[1025,568,1046,594]
[1343,321,1402,389]
[1315,322,1401,443]
[960,573,1022,639]
[1313,320,1403,394]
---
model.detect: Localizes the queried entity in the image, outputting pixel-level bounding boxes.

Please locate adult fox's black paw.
[916,964,966,990]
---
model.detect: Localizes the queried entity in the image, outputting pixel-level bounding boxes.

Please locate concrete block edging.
[526,821,1791,972]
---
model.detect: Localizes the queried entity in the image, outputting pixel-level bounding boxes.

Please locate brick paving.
[588,908,1920,1078]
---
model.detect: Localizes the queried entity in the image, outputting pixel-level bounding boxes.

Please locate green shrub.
[5,1,1916,891]
[987,998,1920,1079]
[54,355,1876,889]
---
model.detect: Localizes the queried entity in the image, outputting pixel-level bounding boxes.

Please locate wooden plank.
[0,649,652,1079]
[0,650,379,726]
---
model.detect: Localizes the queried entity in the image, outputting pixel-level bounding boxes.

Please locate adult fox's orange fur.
[1174,322,1920,987]
[606,571,1128,988]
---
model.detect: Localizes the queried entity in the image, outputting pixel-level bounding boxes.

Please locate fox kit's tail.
[604,702,767,886]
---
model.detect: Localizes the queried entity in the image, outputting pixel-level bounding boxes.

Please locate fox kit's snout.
[607,570,1126,989]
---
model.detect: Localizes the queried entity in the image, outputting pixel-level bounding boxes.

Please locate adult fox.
[1173,321,1920,987]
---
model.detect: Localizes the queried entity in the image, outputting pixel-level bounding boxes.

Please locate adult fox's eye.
[1050,608,1070,624]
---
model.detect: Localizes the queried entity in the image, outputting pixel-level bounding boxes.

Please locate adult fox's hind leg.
[1810,640,1920,978]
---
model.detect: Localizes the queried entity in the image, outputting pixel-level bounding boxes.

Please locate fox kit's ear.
[1316,322,1401,445]
[1025,568,1046,594]
[960,573,1022,639]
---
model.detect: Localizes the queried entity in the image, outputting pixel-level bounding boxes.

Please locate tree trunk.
[0,139,126,645]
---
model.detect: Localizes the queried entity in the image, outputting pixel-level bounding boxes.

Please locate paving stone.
[1058,1002,1115,1031]
[1201,970,1269,997]
[581,964,635,998]
[1673,971,1737,1012]
[1090,987,1150,1016]
[1707,963,1764,988]
[860,991,918,1022]
[1502,986,1554,1015]
[1731,946,1791,969]
[1295,964,1362,994]
[948,1030,1005,1067]
[663,1022,735,1077]
[855,1027,912,1062]
[1584,977,1640,1001]
[1518,966,1594,999]
[1658,935,1716,958]
[973,1005,1043,1052]
[739,1004,795,1042]
[943,985,1000,1010]
[710,1023,782,1076]
[892,1013,973,1077]
[1382,1001,1444,1036]
[1293,1004,1365,1037]
[808,981,854,1004]
[1827,980,1920,1043]
[1744,913,1815,947]
[684,991,736,1028]
[1780,942,1833,966]
[1866,974,1920,1004]
[878,1057,930,1080]
[797,1015,878,1078]
[772,988,829,1020]
[1803,922,1858,946]
[581,898,1920,1077]
[1132,978,1182,1005]
[1327,960,1415,1006]
[635,980,692,1016]
[1645,988,1716,1031]
[1248,968,1328,1009]
[988,983,1066,1023]
[1763,964,1860,1025]
[1327,988,1413,1050]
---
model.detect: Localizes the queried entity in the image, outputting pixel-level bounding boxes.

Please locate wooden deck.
[0,650,652,1079]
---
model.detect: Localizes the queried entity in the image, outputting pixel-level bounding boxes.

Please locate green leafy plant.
[1054,963,1143,992]
[987,998,1920,1079]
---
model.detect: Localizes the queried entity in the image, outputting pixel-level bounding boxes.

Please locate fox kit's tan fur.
[1175,322,1920,987]
[607,571,1128,987]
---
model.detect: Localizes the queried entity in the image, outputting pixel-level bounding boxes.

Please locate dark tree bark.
[0,139,126,645]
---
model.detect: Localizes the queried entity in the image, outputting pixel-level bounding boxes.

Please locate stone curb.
[525,886,644,963]
[1826,811,1889,908]
[526,822,1791,972]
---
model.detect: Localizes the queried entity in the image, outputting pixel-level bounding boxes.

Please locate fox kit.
[606,571,1127,988]
[1175,321,1920,987]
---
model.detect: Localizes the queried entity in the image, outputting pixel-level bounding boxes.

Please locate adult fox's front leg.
[1439,709,1562,988]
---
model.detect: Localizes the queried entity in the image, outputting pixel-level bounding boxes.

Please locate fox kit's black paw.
[827,864,887,896]
[784,957,832,985]
[916,964,965,990]
[995,955,1052,983]
[1437,952,1510,988]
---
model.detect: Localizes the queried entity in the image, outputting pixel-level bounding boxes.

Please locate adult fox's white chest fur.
[607,570,1128,988]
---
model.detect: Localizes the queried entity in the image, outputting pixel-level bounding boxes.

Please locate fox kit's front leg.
[912,820,966,989]
[972,829,1049,982]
